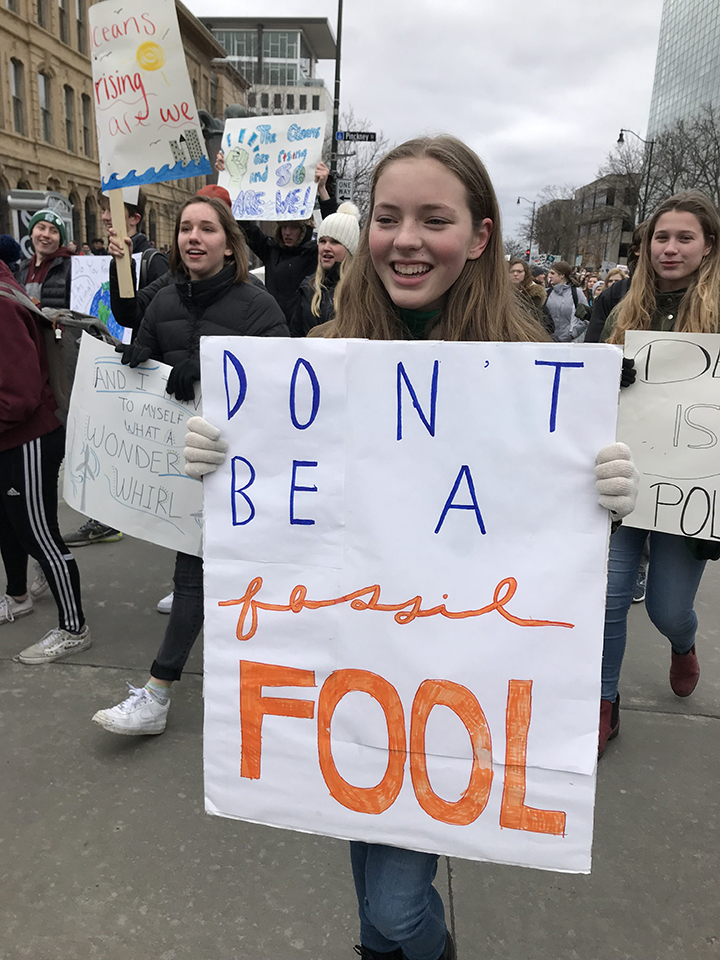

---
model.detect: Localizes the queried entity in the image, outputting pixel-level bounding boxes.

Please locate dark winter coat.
[132,232,170,286]
[241,196,337,324]
[584,277,631,343]
[15,251,72,309]
[0,261,59,452]
[134,262,288,367]
[291,264,340,337]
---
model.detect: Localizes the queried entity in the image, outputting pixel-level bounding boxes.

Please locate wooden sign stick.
[108,187,134,298]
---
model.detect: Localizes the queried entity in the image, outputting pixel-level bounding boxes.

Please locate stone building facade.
[0,0,248,249]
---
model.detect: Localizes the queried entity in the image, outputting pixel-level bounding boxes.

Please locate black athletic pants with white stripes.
[0,427,85,633]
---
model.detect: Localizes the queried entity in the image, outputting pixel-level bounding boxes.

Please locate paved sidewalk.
[1,501,719,959]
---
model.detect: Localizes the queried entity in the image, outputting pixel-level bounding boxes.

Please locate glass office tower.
[647,0,720,135]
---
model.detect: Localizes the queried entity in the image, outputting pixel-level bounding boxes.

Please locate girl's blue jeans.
[601,525,706,700]
[350,841,447,960]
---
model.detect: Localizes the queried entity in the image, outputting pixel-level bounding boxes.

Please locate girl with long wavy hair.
[598,190,720,758]
[184,136,639,960]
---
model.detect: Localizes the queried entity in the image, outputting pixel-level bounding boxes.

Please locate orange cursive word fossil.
[218,576,575,642]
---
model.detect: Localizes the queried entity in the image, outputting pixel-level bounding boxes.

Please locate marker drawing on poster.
[201,338,622,874]
[89,0,211,190]
[618,330,720,540]
[71,255,141,343]
[64,335,203,556]
[218,113,327,221]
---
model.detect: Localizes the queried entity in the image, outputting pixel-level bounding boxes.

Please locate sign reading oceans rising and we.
[618,331,720,540]
[89,0,211,190]
[218,113,327,221]
[202,338,622,874]
[64,336,203,556]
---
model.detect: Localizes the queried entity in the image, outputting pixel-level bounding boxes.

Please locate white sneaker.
[92,684,170,735]
[0,593,34,624]
[156,592,174,614]
[16,624,91,663]
[29,562,50,599]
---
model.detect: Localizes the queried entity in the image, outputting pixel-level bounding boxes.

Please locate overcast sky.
[185,0,663,241]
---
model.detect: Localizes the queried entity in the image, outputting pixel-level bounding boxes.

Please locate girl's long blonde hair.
[608,191,720,344]
[330,136,547,342]
[310,253,352,317]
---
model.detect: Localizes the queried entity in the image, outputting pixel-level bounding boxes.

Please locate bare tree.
[503,235,527,259]
[528,185,578,259]
[322,107,392,222]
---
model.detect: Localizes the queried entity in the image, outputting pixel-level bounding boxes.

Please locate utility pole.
[330,0,343,177]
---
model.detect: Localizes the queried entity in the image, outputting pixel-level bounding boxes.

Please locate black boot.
[353,946,403,959]
[438,931,456,960]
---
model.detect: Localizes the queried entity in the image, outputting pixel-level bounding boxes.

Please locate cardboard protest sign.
[71,255,142,344]
[64,335,203,556]
[202,338,622,874]
[617,330,720,540]
[89,0,211,190]
[218,113,327,220]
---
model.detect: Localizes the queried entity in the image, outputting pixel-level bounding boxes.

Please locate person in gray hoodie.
[545,260,588,341]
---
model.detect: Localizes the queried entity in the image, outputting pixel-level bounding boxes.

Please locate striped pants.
[0,427,85,633]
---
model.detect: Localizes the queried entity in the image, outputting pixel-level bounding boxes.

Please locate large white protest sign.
[201,338,622,873]
[71,255,142,344]
[89,0,211,190]
[64,335,203,556]
[218,113,327,221]
[618,330,720,539]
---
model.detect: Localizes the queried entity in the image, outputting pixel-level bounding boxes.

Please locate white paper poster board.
[71,254,141,344]
[218,113,327,220]
[201,338,622,874]
[89,0,211,190]
[617,330,720,539]
[64,335,203,556]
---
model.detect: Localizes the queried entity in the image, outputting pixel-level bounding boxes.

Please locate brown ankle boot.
[598,694,620,758]
[670,645,699,697]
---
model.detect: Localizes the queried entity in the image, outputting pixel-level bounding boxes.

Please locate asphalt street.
[1,499,719,960]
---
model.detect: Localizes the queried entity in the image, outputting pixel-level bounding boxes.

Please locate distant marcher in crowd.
[67,240,78,255]
[91,238,107,255]
[604,267,626,289]
[92,196,288,736]
[508,257,552,333]
[14,210,72,309]
[0,260,91,663]
[81,243,91,255]
[291,202,361,337]
[544,260,589,340]
[531,264,547,288]
[584,222,647,343]
[0,235,23,271]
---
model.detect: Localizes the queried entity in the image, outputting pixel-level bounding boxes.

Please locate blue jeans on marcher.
[601,526,706,700]
[350,841,447,960]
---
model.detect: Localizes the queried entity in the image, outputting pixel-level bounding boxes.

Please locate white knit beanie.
[318,202,361,255]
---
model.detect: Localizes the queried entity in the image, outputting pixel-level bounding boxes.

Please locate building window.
[37,0,48,26]
[605,188,616,206]
[261,92,269,109]
[210,77,218,116]
[76,0,86,53]
[286,93,294,110]
[263,31,298,60]
[64,85,75,151]
[312,95,320,111]
[38,72,52,142]
[58,0,69,43]
[273,93,282,110]
[248,92,256,109]
[84,196,96,243]
[299,94,307,111]
[6,0,19,12]
[82,93,93,156]
[10,59,25,135]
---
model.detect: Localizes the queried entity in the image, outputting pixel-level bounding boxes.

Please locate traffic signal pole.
[330,0,343,178]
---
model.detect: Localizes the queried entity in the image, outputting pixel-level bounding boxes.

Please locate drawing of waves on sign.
[102,157,211,190]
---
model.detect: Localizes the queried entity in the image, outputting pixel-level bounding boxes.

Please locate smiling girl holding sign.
[185,137,639,960]
[598,191,720,757]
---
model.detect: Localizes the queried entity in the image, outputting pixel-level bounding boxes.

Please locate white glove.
[184,416,228,479]
[595,442,639,520]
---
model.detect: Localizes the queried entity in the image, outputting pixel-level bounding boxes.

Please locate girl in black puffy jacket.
[291,201,361,336]
[92,196,287,738]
